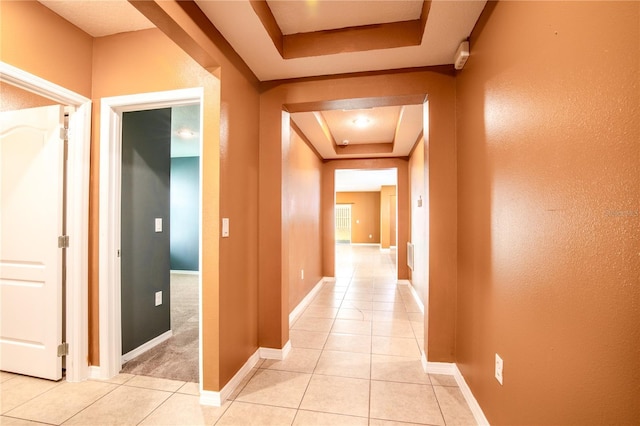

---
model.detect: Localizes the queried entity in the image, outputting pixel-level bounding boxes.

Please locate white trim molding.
[121,330,172,363]
[0,61,91,383]
[424,360,490,426]
[398,279,425,313]
[289,278,327,325]
[99,88,205,381]
[200,349,261,406]
[259,341,292,360]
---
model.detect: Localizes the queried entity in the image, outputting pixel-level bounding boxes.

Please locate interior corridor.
[0,245,475,425]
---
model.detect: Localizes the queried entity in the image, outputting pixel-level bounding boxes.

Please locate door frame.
[98,88,204,381]
[0,61,92,382]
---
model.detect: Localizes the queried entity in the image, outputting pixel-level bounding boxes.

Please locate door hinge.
[57,342,69,357]
[58,235,69,248]
[60,127,69,141]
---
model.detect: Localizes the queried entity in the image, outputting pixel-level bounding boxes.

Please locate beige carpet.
[121,273,199,383]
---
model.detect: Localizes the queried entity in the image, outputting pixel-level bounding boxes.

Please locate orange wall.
[0,83,58,112]
[408,137,428,307]
[456,2,640,424]
[380,185,397,248]
[286,128,323,312]
[0,1,93,98]
[336,192,381,244]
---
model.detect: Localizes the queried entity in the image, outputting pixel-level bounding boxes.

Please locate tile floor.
[0,245,477,425]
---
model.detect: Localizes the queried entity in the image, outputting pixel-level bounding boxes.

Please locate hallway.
[0,245,475,425]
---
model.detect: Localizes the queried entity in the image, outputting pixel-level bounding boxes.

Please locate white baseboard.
[423,360,489,426]
[398,279,425,314]
[259,340,291,360]
[88,366,102,380]
[122,330,172,363]
[170,270,199,275]
[289,278,327,325]
[200,349,261,407]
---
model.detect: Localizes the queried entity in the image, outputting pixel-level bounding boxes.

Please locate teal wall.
[170,156,200,271]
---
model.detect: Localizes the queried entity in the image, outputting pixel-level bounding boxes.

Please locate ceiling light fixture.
[176,128,196,139]
[342,139,349,145]
[352,116,370,128]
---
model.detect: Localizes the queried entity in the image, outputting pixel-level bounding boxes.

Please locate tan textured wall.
[408,137,428,305]
[286,128,323,312]
[380,186,397,248]
[0,83,57,112]
[0,1,93,98]
[335,192,381,244]
[456,2,640,424]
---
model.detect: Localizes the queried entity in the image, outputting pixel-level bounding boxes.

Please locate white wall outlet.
[222,218,229,238]
[300,269,304,280]
[495,353,504,385]
[155,218,162,232]
[155,291,162,306]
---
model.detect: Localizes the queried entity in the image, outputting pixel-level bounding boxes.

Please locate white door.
[0,105,65,380]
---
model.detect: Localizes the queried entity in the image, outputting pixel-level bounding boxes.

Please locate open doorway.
[98,88,204,384]
[118,104,201,383]
[334,168,398,278]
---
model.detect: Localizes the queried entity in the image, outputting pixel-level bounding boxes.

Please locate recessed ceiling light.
[176,128,196,139]
[353,116,370,127]
[342,139,349,145]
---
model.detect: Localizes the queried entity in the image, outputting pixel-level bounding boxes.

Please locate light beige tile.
[370,380,444,425]
[372,302,405,312]
[433,385,477,425]
[95,373,135,385]
[216,401,296,426]
[341,300,373,311]
[344,290,373,301]
[336,308,373,321]
[125,375,185,392]
[140,393,229,425]
[371,354,430,385]
[331,319,371,336]
[63,385,171,425]
[0,376,62,414]
[372,320,415,338]
[369,419,427,426]
[0,416,49,425]
[262,348,321,373]
[227,368,258,401]
[235,369,310,408]
[372,310,409,321]
[5,380,116,425]
[324,333,371,354]
[293,410,368,425]
[300,375,370,418]
[307,297,342,308]
[290,317,334,332]
[403,301,423,313]
[0,372,18,383]
[372,336,421,358]
[289,330,328,350]
[372,292,400,303]
[407,312,424,323]
[299,306,338,319]
[177,381,200,396]
[429,373,458,387]
[314,350,371,379]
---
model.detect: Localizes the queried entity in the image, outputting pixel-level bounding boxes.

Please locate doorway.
[98,88,204,384]
[118,105,201,383]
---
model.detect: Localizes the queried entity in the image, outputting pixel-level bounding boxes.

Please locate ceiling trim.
[250,0,432,60]
[284,94,427,114]
[334,143,394,156]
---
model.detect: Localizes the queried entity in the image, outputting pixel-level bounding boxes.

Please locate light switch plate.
[155,218,162,233]
[155,291,162,306]
[222,218,229,237]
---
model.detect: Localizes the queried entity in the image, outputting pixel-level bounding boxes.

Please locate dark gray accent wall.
[121,108,171,355]
[170,157,200,271]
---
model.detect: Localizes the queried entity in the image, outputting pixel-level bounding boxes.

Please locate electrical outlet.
[155,291,162,306]
[495,353,504,385]
[300,269,304,280]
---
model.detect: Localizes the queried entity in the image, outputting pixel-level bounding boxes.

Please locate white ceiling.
[36,0,485,163]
